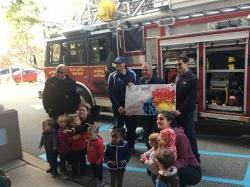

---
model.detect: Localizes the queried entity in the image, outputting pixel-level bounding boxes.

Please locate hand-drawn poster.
[125,84,176,116]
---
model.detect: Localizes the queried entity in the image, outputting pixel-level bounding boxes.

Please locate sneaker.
[96,180,104,187]
[51,170,59,177]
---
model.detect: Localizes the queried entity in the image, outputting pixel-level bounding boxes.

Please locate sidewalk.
[0,152,84,187]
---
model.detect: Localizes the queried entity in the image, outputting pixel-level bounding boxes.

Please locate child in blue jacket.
[105,127,130,187]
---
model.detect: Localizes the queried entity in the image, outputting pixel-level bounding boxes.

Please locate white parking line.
[30,104,43,110]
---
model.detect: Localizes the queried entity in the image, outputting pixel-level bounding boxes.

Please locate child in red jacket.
[57,114,70,174]
[87,125,105,187]
[67,114,87,177]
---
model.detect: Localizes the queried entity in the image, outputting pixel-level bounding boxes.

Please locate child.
[57,114,70,174]
[105,127,130,187]
[69,103,95,135]
[66,114,87,177]
[155,149,179,187]
[87,125,105,187]
[158,128,177,160]
[39,118,58,177]
[140,133,159,185]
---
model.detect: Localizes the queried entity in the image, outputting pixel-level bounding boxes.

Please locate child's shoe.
[96,180,104,187]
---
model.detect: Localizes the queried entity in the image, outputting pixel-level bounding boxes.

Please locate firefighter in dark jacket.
[43,64,81,119]
[136,62,165,149]
[107,56,137,151]
[174,55,200,162]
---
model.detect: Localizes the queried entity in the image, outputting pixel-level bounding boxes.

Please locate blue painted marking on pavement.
[199,150,250,159]
[99,124,113,132]
[39,153,46,161]
[202,176,243,186]
[135,143,250,159]
[243,162,250,187]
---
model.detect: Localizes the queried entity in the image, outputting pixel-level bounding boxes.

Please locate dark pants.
[71,150,86,176]
[59,152,70,172]
[147,169,157,185]
[177,111,200,161]
[110,170,125,187]
[113,109,137,149]
[178,166,202,187]
[46,150,58,172]
[138,116,158,150]
[90,163,103,181]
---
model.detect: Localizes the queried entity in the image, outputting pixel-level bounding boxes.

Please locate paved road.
[1,84,250,187]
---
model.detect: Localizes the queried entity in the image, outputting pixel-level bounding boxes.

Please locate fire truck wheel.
[76,85,93,107]
[76,85,99,117]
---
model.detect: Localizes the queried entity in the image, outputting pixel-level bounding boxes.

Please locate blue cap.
[115,56,127,64]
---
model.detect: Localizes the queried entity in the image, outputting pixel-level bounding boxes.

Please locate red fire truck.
[43,0,250,126]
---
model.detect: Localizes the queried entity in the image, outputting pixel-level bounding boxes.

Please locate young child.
[57,114,70,174]
[140,133,159,185]
[158,128,177,160]
[39,118,58,177]
[105,127,130,187]
[155,149,179,187]
[69,103,95,135]
[87,125,105,187]
[66,114,87,177]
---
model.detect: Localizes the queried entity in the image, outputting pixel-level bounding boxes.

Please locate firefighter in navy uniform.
[43,64,81,120]
[174,55,200,162]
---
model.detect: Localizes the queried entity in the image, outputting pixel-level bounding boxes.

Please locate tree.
[5,0,43,66]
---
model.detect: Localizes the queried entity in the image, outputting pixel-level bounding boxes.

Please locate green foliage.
[3,0,44,67]
[6,0,41,47]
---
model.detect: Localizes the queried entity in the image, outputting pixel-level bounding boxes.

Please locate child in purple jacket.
[57,114,70,173]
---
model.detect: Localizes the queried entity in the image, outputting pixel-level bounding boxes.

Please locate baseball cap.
[115,56,127,64]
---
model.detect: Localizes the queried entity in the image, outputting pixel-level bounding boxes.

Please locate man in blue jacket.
[108,56,137,151]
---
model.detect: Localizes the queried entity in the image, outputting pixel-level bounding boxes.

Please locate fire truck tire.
[76,85,93,107]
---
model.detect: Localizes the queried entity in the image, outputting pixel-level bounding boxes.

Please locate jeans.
[177,111,200,161]
[46,150,58,172]
[59,152,70,172]
[90,163,103,181]
[178,166,202,187]
[138,116,158,150]
[71,150,86,176]
[113,109,137,149]
[110,170,125,187]
[155,179,170,187]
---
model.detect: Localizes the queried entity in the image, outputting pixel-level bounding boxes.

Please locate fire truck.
[43,0,250,126]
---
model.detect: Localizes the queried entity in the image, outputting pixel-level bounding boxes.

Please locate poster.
[125,84,176,116]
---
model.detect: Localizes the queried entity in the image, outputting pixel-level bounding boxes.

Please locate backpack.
[0,170,11,187]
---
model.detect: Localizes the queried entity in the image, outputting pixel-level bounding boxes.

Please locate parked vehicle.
[0,68,20,84]
[12,69,38,83]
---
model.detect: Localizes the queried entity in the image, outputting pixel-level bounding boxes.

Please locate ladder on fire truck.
[74,0,174,28]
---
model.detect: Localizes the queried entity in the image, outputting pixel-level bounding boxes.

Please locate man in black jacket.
[43,64,80,119]
[137,62,165,149]
[174,55,200,162]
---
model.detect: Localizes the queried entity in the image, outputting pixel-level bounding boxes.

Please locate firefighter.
[107,56,137,152]
[174,55,200,162]
[43,64,81,120]
[136,62,165,150]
